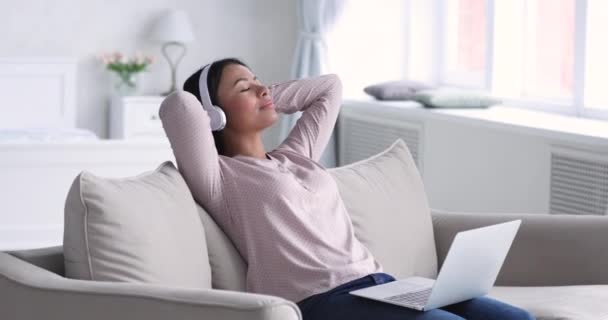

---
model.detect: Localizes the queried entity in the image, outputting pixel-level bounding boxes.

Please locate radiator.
[549,145,608,215]
[338,110,423,171]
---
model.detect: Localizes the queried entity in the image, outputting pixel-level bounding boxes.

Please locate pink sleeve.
[270,74,343,162]
[159,92,226,217]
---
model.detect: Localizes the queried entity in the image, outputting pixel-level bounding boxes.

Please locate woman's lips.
[260,101,274,109]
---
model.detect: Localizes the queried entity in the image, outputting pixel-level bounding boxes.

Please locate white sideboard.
[109,95,166,140]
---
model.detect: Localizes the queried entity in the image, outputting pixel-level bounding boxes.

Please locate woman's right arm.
[159,91,225,215]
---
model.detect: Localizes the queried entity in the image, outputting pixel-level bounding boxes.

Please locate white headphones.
[198,63,227,131]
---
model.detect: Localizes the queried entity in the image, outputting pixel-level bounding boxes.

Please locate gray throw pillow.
[364,80,434,100]
[63,161,212,289]
[413,88,501,108]
[328,139,438,280]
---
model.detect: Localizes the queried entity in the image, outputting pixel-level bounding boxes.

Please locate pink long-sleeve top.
[159,74,382,303]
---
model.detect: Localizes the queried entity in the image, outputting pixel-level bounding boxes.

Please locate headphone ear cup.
[208,105,226,131]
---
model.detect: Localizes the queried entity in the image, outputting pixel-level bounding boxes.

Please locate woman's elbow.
[159,91,203,121]
[325,74,343,99]
[326,73,342,88]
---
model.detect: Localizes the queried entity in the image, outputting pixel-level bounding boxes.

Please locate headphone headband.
[198,64,213,111]
[197,63,226,131]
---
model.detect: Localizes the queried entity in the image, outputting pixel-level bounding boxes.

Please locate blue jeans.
[297,273,535,320]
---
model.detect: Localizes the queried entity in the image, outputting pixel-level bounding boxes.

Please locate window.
[327,0,406,98]
[442,0,487,87]
[524,0,574,99]
[405,0,608,119]
[492,0,575,101]
[331,0,608,119]
[584,0,608,110]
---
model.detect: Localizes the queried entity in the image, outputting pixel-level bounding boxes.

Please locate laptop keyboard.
[385,287,432,306]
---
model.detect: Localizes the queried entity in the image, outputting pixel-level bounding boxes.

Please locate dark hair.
[183,57,249,156]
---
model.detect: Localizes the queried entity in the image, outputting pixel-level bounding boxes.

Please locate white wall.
[0,0,297,145]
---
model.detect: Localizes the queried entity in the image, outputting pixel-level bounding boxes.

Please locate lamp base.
[161,41,187,96]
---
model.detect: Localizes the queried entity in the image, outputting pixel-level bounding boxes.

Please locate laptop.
[349,220,521,311]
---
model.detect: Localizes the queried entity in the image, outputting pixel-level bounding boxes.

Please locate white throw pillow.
[329,139,438,279]
[413,88,501,108]
[63,161,212,289]
[195,205,247,291]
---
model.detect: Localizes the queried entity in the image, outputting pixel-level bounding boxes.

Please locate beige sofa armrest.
[0,252,301,320]
[431,209,608,286]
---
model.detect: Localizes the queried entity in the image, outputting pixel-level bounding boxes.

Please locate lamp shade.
[149,9,195,43]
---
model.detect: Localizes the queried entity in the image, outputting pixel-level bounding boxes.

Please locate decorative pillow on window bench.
[412,88,502,109]
[363,80,434,101]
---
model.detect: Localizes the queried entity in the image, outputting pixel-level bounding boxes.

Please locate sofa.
[1,137,608,320]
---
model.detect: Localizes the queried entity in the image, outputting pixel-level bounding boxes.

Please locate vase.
[111,72,141,96]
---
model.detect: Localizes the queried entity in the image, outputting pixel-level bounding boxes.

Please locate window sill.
[343,97,608,147]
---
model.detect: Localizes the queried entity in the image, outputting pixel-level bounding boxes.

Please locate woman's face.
[216,64,278,133]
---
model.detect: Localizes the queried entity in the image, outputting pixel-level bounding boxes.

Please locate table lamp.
[149,9,195,95]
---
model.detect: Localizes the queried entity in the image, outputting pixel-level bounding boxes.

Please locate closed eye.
[240,88,250,92]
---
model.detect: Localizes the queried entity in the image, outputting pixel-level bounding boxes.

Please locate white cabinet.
[109,95,166,140]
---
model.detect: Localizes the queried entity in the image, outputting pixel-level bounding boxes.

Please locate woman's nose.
[258,85,269,97]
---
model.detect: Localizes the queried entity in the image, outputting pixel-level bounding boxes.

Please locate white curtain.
[279,0,347,168]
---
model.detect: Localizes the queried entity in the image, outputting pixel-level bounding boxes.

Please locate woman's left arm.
[269,74,342,162]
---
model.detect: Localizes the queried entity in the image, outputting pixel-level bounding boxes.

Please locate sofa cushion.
[196,205,247,291]
[328,138,438,279]
[489,286,608,320]
[63,161,212,289]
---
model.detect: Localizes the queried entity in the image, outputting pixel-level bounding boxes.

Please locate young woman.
[159,57,535,320]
